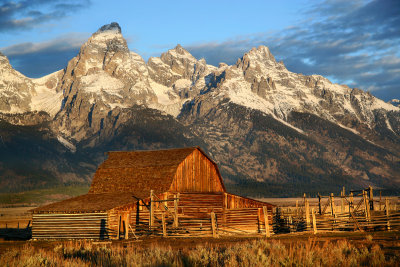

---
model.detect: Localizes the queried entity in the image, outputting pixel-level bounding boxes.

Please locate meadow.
[0,232,399,267]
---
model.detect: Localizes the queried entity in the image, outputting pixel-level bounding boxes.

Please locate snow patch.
[31,70,63,117]
[80,73,124,95]
[148,80,186,116]
[337,123,360,135]
[371,98,399,111]
[57,135,76,152]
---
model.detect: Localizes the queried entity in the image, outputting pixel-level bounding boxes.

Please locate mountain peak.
[95,22,122,34]
[172,44,191,56]
[247,45,275,61]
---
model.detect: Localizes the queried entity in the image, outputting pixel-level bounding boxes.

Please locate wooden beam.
[263,206,270,237]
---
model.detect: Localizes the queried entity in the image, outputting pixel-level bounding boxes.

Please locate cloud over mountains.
[0,0,91,32]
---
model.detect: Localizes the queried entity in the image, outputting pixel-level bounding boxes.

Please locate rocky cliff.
[1,23,399,196]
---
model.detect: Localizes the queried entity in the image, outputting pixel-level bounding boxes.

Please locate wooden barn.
[32,147,274,239]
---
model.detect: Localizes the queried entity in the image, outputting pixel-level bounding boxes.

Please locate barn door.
[117,212,130,239]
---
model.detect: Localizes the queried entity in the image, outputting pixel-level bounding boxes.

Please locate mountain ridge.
[1,22,399,196]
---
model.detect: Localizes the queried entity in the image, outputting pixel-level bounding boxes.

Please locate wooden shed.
[32,147,274,239]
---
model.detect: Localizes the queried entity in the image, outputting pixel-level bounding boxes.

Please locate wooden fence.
[124,191,274,238]
[273,187,400,234]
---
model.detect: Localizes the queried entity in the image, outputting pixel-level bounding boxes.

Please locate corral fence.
[119,191,273,239]
[273,186,400,234]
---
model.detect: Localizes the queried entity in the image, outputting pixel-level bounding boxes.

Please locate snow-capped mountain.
[0,23,399,195]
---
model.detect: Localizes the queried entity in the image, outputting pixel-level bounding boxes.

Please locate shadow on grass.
[0,227,32,240]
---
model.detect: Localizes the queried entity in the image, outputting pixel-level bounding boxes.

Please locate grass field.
[0,232,399,266]
[0,185,90,206]
[1,193,399,266]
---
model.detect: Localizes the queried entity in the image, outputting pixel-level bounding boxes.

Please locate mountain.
[1,22,399,196]
[389,99,400,107]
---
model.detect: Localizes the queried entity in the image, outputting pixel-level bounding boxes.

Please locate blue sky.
[0,0,399,101]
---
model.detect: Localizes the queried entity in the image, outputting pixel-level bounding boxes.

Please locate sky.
[0,0,399,101]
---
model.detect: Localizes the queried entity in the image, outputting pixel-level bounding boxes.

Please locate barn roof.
[33,147,227,213]
[32,193,137,213]
[89,147,215,198]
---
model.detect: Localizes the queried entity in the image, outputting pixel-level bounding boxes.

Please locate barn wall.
[225,193,273,209]
[170,149,224,192]
[32,213,109,239]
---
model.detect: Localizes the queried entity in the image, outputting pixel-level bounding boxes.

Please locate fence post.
[150,190,154,229]
[263,206,271,237]
[305,199,310,229]
[125,213,129,240]
[211,212,217,238]
[330,193,336,230]
[312,208,317,234]
[349,192,354,214]
[296,200,299,217]
[173,194,179,228]
[341,187,345,213]
[379,191,382,211]
[318,193,322,215]
[223,193,228,224]
[330,193,335,216]
[162,212,167,237]
[385,198,391,231]
[363,190,370,221]
[369,186,374,211]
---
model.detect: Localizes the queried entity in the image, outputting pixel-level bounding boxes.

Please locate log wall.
[32,213,109,239]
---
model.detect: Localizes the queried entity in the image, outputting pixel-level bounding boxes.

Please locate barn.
[32,147,274,239]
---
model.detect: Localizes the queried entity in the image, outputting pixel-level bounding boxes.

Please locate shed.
[32,147,274,239]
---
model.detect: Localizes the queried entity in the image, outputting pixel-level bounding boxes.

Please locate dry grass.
[0,238,398,267]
